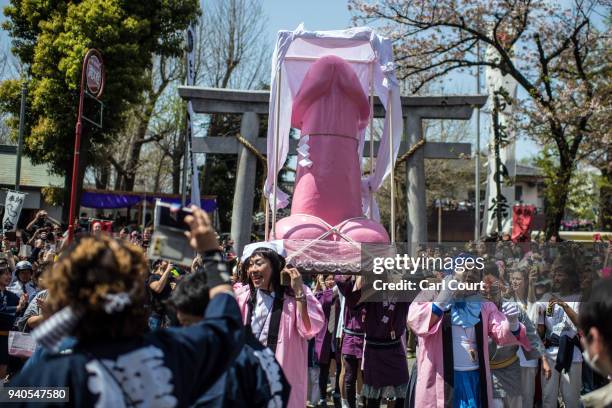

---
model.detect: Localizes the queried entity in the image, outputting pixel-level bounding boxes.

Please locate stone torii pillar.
[402,99,486,253]
[231,112,259,255]
[178,86,486,255]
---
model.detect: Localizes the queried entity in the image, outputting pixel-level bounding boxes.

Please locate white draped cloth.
[263,24,403,221]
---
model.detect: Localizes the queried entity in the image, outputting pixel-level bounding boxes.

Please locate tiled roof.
[0,145,64,188]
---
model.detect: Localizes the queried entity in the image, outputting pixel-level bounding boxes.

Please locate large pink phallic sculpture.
[274,55,389,244]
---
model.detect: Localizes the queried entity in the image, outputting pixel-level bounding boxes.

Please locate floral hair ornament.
[102,292,132,314]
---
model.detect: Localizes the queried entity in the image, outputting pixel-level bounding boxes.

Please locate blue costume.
[10,293,243,407]
[194,329,290,407]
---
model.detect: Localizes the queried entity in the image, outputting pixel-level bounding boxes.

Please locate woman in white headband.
[236,241,325,408]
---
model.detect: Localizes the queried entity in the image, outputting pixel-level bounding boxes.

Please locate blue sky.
[263,0,353,42]
[0,0,538,160]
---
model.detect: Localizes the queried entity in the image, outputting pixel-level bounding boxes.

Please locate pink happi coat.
[408,294,532,408]
[235,284,325,408]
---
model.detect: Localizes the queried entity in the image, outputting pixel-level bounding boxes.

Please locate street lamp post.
[67,49,104,242]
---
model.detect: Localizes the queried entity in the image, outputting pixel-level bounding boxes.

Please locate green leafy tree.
[0,0,199,219]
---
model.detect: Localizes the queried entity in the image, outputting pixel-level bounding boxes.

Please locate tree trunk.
[121,119,150,191]
[153,156,165,192]
[95,161,110,190]
[544,164,572,239]
[171,152,182,194]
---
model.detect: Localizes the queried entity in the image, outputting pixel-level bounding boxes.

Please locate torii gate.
[178,86,486,255]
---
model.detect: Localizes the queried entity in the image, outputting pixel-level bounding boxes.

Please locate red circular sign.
[86,54,103,96]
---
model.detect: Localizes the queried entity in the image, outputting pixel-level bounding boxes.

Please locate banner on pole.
[482,44,518,237]
[2,190,26,233]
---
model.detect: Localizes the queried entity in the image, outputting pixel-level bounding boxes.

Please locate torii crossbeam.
[179,86,487,255]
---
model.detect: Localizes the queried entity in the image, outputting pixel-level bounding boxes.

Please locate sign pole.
[68,49,104,242]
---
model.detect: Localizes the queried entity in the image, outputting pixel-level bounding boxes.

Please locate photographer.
[25,210,51,234]
[27,227,56,255]
[147,260,178,330]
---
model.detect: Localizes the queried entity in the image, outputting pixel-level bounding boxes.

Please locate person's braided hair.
[46,234,148,343]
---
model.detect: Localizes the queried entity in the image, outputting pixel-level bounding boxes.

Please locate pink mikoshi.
[274,55,389,244]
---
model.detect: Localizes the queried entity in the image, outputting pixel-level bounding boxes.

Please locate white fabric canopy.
[263,24,403,221]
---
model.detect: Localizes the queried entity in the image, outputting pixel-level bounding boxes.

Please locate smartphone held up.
[148,201,197,266]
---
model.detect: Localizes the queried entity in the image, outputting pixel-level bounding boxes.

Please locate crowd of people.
[0,207,610,408]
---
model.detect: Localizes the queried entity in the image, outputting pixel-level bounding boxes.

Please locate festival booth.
[79,189,218,230]
[262,25,402,271]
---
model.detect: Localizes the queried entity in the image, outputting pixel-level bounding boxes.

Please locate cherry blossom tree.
[350,0,610,237]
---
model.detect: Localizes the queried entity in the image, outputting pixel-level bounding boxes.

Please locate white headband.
[241,240,286,263]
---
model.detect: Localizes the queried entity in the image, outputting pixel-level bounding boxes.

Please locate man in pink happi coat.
[408,276,532,407]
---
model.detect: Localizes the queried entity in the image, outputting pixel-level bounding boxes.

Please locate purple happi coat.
[335,275,365,359]
[314,288,340,364]
[342,279,409,389]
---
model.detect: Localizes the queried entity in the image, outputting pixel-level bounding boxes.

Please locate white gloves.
[502,302,520,332]
[433,275,455,312]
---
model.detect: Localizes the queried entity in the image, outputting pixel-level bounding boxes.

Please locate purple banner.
[81,191,217,212]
